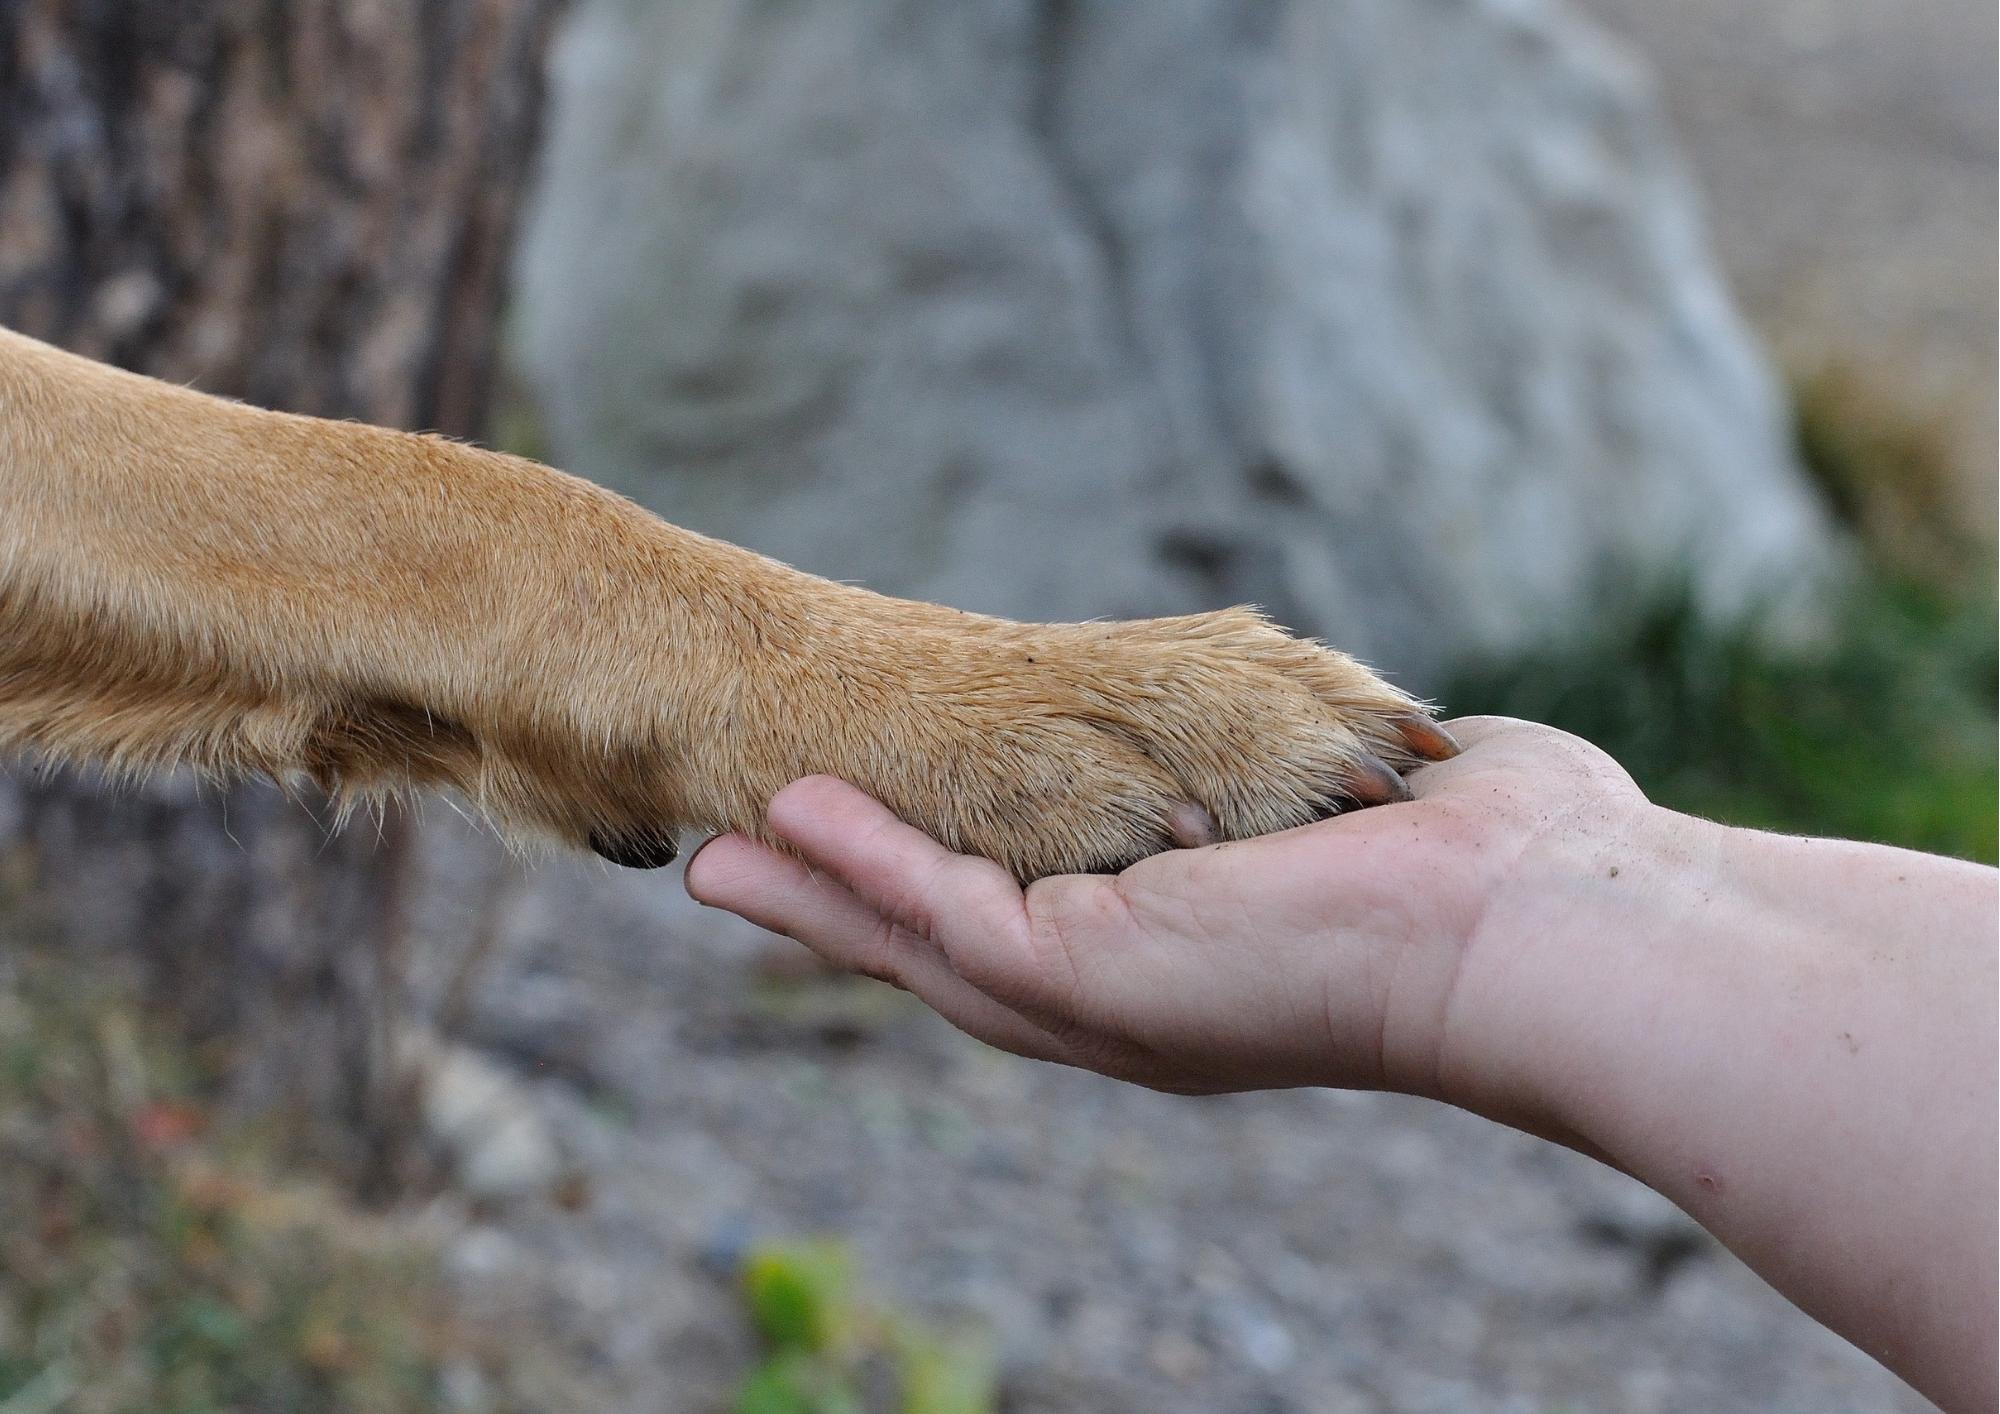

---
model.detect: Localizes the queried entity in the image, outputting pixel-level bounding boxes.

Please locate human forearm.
[1459,806,1998,1410]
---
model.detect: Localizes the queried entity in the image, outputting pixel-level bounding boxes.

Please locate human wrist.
[1454,804,1996,1408]
[1420,793,1724,1149]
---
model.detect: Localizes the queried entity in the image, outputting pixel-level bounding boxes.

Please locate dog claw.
[1390,713,1460,762]
[1342,752,1413,806]
[589,827,680,869]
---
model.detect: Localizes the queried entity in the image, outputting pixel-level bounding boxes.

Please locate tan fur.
[0,325,1449,880]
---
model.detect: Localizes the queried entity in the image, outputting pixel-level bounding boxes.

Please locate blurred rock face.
[514,0,1832,684]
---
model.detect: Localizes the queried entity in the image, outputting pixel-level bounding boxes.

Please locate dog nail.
[1343,753,1412,806]
[589,827,680,869]
[1391,713,1460,762]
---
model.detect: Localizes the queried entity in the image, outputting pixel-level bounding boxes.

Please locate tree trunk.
[0,0,565,1196]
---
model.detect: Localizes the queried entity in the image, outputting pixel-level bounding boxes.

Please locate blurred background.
[0,1,1990,1409]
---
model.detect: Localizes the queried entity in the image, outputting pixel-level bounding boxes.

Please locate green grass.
[1450,361,1996,865]
[1447,576,1995,864]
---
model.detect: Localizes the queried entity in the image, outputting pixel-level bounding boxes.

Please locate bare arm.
[1448,738,1996,1410]
[688,717,1999,1410]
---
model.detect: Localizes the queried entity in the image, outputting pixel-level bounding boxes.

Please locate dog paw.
[761,606,1456,881]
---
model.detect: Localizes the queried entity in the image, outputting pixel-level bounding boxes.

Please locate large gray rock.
[513,0,1833,685]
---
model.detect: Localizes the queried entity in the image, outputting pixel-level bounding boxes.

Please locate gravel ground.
[411,831,1931,1412]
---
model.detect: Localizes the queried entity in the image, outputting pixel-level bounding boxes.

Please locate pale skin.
[686,717,2000,1413]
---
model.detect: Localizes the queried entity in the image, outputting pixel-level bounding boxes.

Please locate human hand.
[687,716,2000,1410]
[684,717,1651,1102]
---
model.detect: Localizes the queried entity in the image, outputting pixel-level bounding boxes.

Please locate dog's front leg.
[442,498,1460,882]
[0,327,1453,882]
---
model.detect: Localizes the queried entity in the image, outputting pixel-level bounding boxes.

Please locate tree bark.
[0,0,565,1195]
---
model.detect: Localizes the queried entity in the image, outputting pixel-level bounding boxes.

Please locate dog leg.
[0,327,1453,880]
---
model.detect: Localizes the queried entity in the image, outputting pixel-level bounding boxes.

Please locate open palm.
[684,717,1649,1096]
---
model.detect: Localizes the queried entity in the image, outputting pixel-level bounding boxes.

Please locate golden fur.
[0,326,1453,880]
